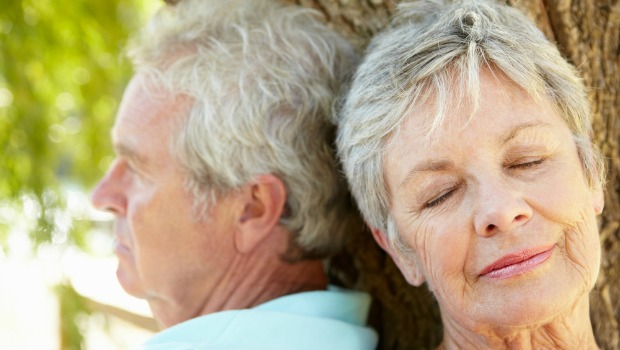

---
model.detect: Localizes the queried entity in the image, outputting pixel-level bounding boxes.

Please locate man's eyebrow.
[114,143,148,166]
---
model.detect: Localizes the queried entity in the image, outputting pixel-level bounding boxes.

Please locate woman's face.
[380,69,604,330]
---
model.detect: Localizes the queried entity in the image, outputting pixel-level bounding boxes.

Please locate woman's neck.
[438,295,599,350]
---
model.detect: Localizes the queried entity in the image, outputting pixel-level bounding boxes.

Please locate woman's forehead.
[383,75,570,170]
[396,70,556,141]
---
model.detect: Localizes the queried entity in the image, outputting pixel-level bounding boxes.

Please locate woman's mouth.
[480,245,555,279]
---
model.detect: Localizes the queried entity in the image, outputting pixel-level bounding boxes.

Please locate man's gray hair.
[336,0,605,250]
[126,0,359,258]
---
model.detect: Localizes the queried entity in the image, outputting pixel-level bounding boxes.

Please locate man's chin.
[116,264,147,299]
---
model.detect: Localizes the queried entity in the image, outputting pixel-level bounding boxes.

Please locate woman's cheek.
[413,218,470,296]
[562,208,601,290]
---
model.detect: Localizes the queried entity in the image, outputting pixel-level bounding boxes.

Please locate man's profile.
[90,0,377,349]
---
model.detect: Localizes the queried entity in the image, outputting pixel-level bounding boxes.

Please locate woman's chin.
[470,280,587,329]
[446,267,592,330]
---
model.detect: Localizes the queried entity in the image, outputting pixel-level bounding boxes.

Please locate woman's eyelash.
[425,187,457,208]
[420,158,547,209]
[421,158,546,210]
[509,158,546,169]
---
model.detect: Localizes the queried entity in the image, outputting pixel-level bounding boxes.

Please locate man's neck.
[200,254,328,314]
[149,226,328,329]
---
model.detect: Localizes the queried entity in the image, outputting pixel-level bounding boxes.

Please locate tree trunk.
[286,0,620,349]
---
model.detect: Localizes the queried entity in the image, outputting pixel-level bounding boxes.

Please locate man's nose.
[90,160,127,216]
[473,178,532,237]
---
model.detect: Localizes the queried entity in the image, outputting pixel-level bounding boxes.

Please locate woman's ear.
[234,174,287,254]
[370,226,426,286]
[591,185,605,215]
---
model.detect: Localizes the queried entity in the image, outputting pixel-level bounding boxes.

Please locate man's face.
[91,74,240,327]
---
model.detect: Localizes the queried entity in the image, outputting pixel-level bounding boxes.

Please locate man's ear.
[234,174,287,254]
[370,226,426,287]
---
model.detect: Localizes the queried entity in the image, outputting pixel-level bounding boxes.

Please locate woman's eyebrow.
[399,159,454,189]
[398,122,553,190]
[497,122,552,146]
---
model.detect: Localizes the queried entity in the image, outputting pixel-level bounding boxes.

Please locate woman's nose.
[90,161,127,216]
[473,179,532,237]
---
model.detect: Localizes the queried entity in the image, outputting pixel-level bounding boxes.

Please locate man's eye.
[425,188,456,209]
[121,161,134,173]
[120,160,139,176]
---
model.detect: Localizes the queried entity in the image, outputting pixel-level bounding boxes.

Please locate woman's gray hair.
[126,0,359,258]
[336,0,605,249]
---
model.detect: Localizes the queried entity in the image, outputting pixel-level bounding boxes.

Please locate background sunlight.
[0,1,161,348]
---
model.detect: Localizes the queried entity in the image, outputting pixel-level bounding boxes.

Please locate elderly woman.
[337,0,606,349]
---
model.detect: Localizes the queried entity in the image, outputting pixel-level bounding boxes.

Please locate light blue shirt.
[142,287,378,350]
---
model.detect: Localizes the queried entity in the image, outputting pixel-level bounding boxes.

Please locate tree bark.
[285,0,620,349]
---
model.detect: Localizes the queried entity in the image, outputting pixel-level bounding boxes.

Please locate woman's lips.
[480,245,555,279]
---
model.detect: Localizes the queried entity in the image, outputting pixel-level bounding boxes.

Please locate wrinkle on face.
[561,209,601,289]
[382,69,602,339]
[93,73,241,327]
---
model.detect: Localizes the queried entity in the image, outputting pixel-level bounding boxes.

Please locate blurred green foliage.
[0,0,154,248]
[0,2,158,349]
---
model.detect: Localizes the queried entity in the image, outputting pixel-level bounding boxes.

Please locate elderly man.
[90,0,377,349]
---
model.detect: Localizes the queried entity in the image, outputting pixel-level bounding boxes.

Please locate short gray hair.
[336,0,605,248]
[126,0,359,258]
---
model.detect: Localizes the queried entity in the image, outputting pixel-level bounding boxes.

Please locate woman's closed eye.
[508,157,546,170]
[424,185,459,209]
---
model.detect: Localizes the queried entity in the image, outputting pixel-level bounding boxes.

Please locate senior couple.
[91,0,606,349]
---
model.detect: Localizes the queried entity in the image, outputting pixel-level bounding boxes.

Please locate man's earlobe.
[370,226,425,287]
[234,174,287,253]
